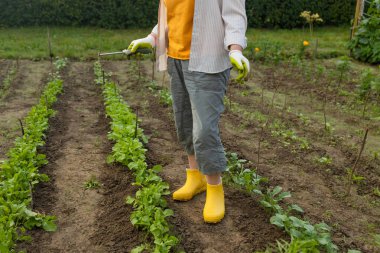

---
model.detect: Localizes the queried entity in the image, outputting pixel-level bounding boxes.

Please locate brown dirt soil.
[103,60,288,253]
[227,81,380,190]
[0,60,51,160]
[251,62,380,157]
[21,61,144,253]
[110,59,380,252]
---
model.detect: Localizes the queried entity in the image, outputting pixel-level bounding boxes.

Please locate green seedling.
[373,187,380,198]
[346,168,366,185]
[270,214,337,252]
[297,113,311,126]
[260,186,291,213]
[325,122,334,135]
[335,56,351,89]
[316,156,332,166]
[158,89,173,106]
[84,177,100,190]
[372,150,379,160]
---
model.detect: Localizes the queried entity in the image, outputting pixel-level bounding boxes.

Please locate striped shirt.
[152,0,247,74]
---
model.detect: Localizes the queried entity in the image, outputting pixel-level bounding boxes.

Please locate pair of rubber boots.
[173,169,224,223]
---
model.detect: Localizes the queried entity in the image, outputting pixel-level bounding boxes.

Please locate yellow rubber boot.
[203,183,225,223]
[173,169,207,201]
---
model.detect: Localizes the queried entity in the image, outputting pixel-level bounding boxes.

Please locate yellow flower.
[303,40,310,47]
[255,47,260,53]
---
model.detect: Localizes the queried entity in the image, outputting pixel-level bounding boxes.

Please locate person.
[126,0,249,223]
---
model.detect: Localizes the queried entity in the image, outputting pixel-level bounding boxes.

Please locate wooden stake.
[346,128,369,196]
[152,48,156,81]
[351,0,364,39]
[47,27,53,64]
[134,109,139,139]
[314,38,319,59]
[18,119,24,136]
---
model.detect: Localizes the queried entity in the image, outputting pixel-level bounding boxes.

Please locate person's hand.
[125,34,156,53]
[229,50,250,82]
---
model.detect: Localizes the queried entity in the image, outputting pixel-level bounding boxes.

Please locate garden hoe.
[98,48,151,57]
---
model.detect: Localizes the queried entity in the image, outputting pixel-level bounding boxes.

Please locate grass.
[0,26,351,60]
[246,26,350,54]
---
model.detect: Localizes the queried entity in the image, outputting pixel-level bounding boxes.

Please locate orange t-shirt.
[165,0,195,60]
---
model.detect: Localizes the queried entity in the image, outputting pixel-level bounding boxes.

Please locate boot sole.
[204,214,225,224]
[173,185,207,201]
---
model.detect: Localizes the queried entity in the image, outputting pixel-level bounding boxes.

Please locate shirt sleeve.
[151,24,158,37]
[221,0,248,50]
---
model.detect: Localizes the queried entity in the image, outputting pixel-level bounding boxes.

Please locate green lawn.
[0,26,351,60]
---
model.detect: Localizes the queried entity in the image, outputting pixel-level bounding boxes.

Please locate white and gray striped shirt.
[153,0,247,74]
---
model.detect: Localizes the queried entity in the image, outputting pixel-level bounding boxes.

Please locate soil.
[0,60,51,159]
[103,60,288,253]
[21,62,144,253]
[252,62,380,156]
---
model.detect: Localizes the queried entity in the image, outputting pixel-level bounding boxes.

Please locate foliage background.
[348,0,380,63]
[0,0,356,29]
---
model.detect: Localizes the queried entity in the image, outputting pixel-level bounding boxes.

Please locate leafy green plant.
[349,0,380,64]
[346,168,366,185]
[225,153,267,194]
[315,156,332,166]
[357,68,378,118]
[158,89,173,106]
[270,215,337,252]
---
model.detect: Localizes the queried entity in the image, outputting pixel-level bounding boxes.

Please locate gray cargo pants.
[167,57,230,175]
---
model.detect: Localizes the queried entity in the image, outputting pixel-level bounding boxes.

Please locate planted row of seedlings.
[94,61,179,253]
[0,61,18,100]
[224,152,340,252]
[0,59,66,252]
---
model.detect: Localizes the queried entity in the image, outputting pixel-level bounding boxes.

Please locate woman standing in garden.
[127,0,250,223]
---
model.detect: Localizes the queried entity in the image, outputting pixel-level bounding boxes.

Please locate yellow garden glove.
[124,34,156,54]
[229,50,250,82]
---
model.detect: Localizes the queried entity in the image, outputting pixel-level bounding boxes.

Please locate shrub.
[348,0,380,64]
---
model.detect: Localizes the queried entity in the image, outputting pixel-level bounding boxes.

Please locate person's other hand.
[229,50,250,82]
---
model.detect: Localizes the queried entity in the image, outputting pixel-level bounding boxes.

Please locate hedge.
[0,0,355,29]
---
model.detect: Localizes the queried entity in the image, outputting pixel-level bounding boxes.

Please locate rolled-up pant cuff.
[195,148,226,175]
